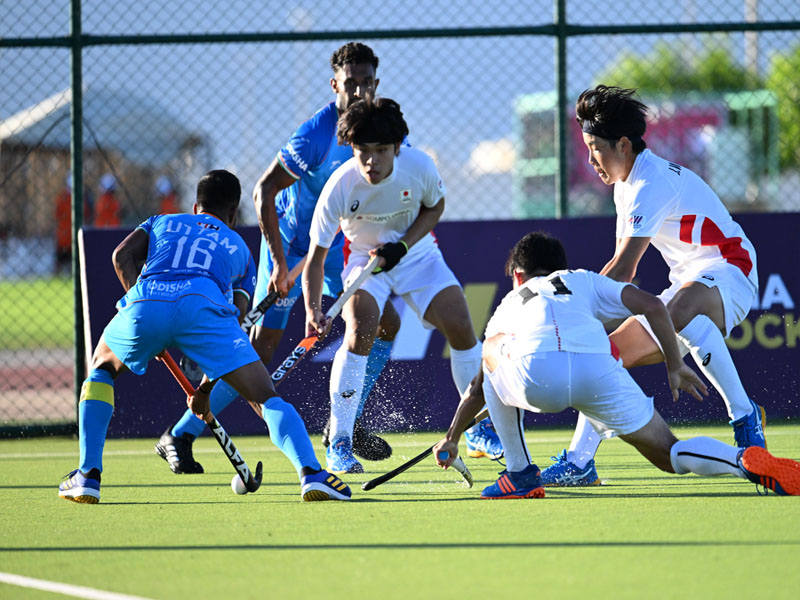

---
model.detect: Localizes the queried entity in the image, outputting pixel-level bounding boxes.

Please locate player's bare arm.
[620,285,707,402]
[434,368,486,468]
[600,236,650,282]
[302,243,331,337]
[111,228,149,291]
[253,157,298,297]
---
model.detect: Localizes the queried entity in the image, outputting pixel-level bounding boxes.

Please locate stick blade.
[245,461,263,493]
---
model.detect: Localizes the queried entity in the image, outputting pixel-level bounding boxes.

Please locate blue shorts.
[254,236,344,330]
[104,284,259,380]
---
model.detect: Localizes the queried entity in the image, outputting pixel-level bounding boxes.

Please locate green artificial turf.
[1,424,799,599]
[0,278,74,350]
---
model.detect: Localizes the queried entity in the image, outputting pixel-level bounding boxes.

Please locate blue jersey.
[275,102,351,256]
[130,212,257,306]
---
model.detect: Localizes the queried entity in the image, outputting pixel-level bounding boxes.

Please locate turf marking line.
[0,571,154,600]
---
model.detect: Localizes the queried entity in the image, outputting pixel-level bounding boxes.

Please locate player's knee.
[377,302,401,341]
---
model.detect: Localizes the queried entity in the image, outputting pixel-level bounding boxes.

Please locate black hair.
[505,231,568,277]
[576,85,648,153]
[337,97,409,146]
[196,170,241,215]
[330,42,379,72]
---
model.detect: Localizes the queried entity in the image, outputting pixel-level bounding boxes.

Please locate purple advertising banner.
[81,214,799,438]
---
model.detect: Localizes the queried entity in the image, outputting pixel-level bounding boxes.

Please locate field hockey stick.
[361,407,490,491]
[270,255,380,386]
[240,257,307,332]
[157,350,263,493]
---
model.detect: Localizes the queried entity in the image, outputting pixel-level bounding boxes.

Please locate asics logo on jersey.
[628,215,645,230]
[702,352,712,366]
[668,162,682,175]
[350,200,360,212]
[340,389,357,399]
[701,275,715,281]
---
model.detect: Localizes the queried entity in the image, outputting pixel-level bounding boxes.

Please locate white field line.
[0,571,154,600]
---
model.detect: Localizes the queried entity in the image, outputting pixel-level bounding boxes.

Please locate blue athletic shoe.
[730,401,766,449]
[539,449,600,487]
[325,436,364,475]
[481,464,545,499]
[739,446,800,496]
[58,469,101,504]
[301,469,352,501]
[464,418,504,460]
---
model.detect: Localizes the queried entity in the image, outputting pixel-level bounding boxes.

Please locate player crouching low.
[59,170,350,504]
[433,231,800,498]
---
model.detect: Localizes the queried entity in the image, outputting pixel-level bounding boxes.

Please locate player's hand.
[369,241,408,273]
[433,439,458,469]
[668,363,708,402]
[268,262,294,298]
[188,389,211,423]
[305,308,332,339]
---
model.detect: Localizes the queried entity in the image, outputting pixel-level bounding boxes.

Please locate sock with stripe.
[567,412,604,469]
[78,368,115,474]
[356,337,393,419]
[678,315,752,421]
[261,396,320,475]
[171,380,239,439]
[482,366,530,472]
[669,437,747,478]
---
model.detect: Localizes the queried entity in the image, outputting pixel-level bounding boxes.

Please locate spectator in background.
[156,175,180,214]
[54,174,92,274]
[95,173,122,227]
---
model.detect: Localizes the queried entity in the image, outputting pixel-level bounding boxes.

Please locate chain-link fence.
[2,1,799,433]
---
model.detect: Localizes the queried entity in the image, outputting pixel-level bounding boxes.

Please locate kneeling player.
[59,170,350,504]
[434,232,800,498]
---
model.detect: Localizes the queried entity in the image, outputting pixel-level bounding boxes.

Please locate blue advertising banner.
[80,213,798,438]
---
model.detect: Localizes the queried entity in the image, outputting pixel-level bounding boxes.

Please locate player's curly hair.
[196,170,241,214]
[330,42,379,73]
[337,97,409,146]
[576,85,648,153]
[505,231,568,277]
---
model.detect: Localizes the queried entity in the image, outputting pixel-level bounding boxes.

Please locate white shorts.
[635,261,757,338]
[486,348,654,437]
[342,247,461,329]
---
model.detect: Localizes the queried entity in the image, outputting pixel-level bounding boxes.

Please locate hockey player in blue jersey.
[59,170,351,504]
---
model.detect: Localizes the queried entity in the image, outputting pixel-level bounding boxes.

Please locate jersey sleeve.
[136,215,157,236]
[618,182,676,238]
[421,154,446,208]
[586,271,634,322]
[309,176,344,249]
[277,117,326,180]
[232,252,257,302]
[484,288,517,338]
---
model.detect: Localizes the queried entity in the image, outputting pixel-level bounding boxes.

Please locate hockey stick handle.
[240,256,307,332]
[157,351,263,493]
[269,255,380,386]
[361,407,490,491]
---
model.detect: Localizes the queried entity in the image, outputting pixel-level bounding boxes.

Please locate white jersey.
[485,269,633,357]
[309,146,445,261]
[614,149,757,289]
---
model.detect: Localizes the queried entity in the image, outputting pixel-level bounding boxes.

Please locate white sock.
[567,412,604,469]
[678,315,752,421]
[482,366,530,472]
[669,437,747,479]
[329,348,368,441]
[450,342,482,395]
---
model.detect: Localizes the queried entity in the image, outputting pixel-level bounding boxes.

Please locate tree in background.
[765,43,800,169]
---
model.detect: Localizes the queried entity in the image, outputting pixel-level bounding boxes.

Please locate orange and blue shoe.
[301,469,352,501]
[464,418,504,460]
[58,469,101,504]
[481,464,545,499]
[739,446,800,496]
[730,400,766,449]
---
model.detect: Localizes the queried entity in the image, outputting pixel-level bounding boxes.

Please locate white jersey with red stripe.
[310,146,445,262]
[614,149,758,289]
[485,269,633,358]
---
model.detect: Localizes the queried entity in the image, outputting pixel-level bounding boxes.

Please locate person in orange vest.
[54,174,92,274]
[156,176,180,214]
[95,173,122,227]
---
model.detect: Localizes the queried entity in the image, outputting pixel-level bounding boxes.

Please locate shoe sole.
[466,449,504,460]
[542,478,601,488]
[59,492,99,504]
[759,404,767,450]
[481,487,545,500]
[302,486,352,502]
[741,446,800,496]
